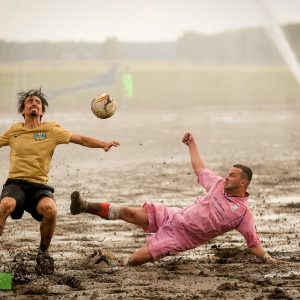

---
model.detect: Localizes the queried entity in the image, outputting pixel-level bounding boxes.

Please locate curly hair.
[17,88,48,117]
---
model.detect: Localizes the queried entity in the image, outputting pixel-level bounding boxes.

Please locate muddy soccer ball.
[91,94,117,119]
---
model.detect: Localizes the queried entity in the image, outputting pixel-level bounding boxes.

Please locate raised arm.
[250,245,286,264]
[70,134,120,152]
[182,132,205,176]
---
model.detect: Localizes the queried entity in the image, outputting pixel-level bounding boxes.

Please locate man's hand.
[182,132,195,146]
[182,132,205,174]
[70,134,120,151]
[104,141,120,152]
[265,257,287,264]
[250,246,287,264]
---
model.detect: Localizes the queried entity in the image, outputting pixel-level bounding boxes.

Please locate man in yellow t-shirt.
[0,89,120,275]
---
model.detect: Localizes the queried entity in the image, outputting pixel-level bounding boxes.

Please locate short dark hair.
[17,88,48,117]
[233,164,253,182]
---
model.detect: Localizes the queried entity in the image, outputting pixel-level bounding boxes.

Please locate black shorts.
[0,179,55,222]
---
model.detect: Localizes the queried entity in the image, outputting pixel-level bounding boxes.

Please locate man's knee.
[0,197,17,216]
[37,198,57,220]
[42,204,57,220]
[128,245,153,266]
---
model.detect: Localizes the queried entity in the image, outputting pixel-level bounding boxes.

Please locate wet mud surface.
[1,106,300,299]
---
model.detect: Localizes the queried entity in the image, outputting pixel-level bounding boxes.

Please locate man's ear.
[240,179,247,187]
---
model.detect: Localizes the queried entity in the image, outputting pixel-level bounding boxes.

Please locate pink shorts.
[143,202,181,260]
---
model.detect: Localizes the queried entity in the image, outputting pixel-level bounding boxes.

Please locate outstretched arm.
[182,132,205,176]
[70,134,120,152]
[250,245,286,264]
[237,212,286,265]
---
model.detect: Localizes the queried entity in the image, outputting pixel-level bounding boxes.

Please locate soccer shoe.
[70,191,88,215]
[35,249,55,275]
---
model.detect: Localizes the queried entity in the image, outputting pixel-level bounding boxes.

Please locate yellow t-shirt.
[0,122,73,184]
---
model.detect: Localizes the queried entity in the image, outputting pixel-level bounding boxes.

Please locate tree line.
[0,23,299,64]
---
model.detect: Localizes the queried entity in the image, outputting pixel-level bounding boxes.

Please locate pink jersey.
[144,168,260,259]
[168,168,260,250]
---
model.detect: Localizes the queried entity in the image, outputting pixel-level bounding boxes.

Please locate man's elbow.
[193,167,204,176]
[195,165,205,172]
[70,134,84,146]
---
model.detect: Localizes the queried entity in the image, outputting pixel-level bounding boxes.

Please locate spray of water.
[258,0,300,85]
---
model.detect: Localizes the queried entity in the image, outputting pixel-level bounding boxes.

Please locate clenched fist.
[182,132,195,146]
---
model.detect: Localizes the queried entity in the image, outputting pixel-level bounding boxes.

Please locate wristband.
[262,252,271,262]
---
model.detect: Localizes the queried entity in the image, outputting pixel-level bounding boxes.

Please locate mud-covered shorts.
[143,202,182,260]
[0,179,55,222]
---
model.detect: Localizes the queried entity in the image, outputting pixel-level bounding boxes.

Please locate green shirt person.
[121,69,134,100]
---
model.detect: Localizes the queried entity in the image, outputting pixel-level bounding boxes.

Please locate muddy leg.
[0,197,17,235]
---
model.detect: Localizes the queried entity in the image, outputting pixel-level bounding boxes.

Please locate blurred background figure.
[121,66,134,107]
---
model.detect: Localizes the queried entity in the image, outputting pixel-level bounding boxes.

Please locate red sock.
[95,203,110,219]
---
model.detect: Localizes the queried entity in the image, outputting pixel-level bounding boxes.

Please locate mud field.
[0,105,300,299]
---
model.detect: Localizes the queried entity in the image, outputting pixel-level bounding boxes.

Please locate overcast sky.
[1,0,300,42]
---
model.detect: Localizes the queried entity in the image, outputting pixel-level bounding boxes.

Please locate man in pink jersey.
[70,132,284,266]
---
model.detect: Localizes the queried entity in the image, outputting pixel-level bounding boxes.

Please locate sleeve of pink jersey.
[236,209,260,248]
[197,168,223,192]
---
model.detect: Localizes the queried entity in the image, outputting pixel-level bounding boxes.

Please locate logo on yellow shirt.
[33,132,47,141]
